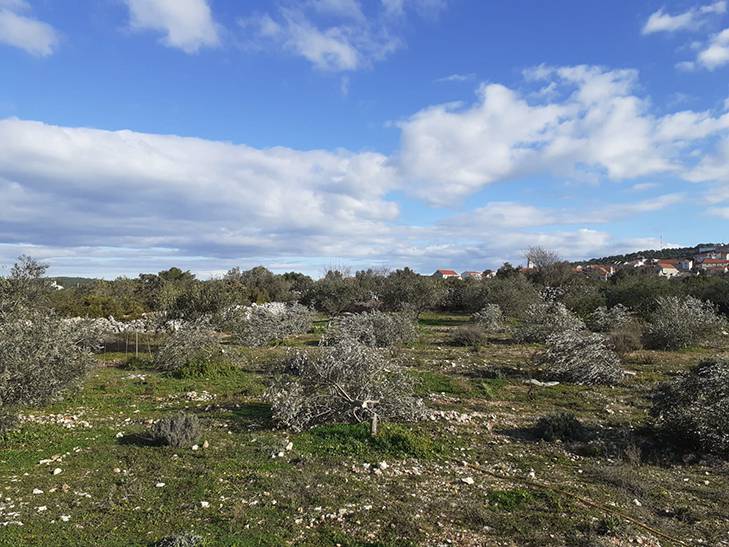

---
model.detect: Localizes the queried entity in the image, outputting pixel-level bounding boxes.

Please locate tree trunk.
[370,412,379,437]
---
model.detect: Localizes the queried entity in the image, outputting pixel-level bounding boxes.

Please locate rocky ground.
[0,312,727,546]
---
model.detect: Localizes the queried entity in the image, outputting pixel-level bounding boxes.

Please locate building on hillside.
[580,264,615,281]
[655,260,680,278]
[461,271,482,280]
[624,257,648,268]
[697,258,729,274]
[677,258,694,271]
[432,269,460,279]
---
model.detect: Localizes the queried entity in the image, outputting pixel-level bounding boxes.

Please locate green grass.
[0,312,728,546]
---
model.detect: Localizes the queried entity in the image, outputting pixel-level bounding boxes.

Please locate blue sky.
[1,0,729,278]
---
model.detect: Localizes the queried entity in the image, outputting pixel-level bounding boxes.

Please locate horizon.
[3,1,729,278]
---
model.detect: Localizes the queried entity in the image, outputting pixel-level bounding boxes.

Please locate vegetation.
[151,413,202,448]
[538,329,624,385]
[646,296,726,349]
[321,310,417,347]
[651,358,729,454]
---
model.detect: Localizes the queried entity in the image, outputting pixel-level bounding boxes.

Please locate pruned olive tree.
[0,256,99,434]
[224,302,314,346]
[646,296,726,350]
[537,329,624,385]
[321,311,418,348]
[514,300,585,343]
[267,341,424,436]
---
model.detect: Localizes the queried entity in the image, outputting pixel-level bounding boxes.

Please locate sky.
[1,0,729,279]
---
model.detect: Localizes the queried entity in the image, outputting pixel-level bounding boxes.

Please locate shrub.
[534,412,590,442]
[586,304,631,333]
[321,311,417,348]
[537,329,623,385]
[472,303,506,332]
[514,300,585,343]
[607,320,644,354]
[0,310,98,434]
[225,302,313,346]
[266,340,424,433]
[646,296,726,350]
[155,533,204,547]
[151,413,202,448]
[651,359,729,455]
[450,325,488,350]
[483,275,541,320]
[154,319,224,375]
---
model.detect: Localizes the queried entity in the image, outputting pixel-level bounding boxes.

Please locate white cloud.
[708,206,729,218]
[240,0,443,71]
[435,73,476,83]
[0,0,58,56]
[698,27,729,68]
[642,1,726,34]
[125,0,220,53]
[0,118,399,263]
[397,65,729,204]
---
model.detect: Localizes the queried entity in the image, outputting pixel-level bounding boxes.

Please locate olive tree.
[224,302,313,346]
[1,257,98,433]
[646,296,726,350]
[155,318,224,374]
[321,311,417,348]
[537,329,624,385]
[515,300,585,343]
[267,341,424,435]
[651,359,729,454]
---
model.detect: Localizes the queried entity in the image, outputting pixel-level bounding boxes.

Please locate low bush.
[155,533,204,547]
[151,413,202,448]
[450,325,488,350]
[472,303,506,332]
[586,304,631,333]
[321,311,417,347]
[607,319,644,354]
[154,319,224,375]
[267,340,424,432]
[537,329,623,385]
[0,310,99,434]
[225,302,313,347]
[534,412,590,442]
[514,300,585,343]
[646,296,726,350]
[651,358,729,455]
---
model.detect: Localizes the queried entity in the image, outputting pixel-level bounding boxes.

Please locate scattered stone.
[200,501,210,508]
[461,477,475,485]
[32,489,43,495]
[52,468,62,476]
[155,482,165,488]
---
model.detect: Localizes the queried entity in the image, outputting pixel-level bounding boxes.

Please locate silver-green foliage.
[1,257,99,433]
[321,311,417,347]
[225,302,313,347]
[646,296,726,350]
[472,304,506,332]
[586,304,631,333]
[515,300,585,343]
[538,329,624,385]
[151,413,202,448]
[652,359,729,454]
[267,341,424,432]
[155,318,223,373]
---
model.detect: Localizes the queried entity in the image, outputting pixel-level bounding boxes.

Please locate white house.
[461,271,482,280]
[656,261,680,278]
[432,269,460,279]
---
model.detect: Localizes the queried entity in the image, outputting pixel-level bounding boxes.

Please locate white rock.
[115,432,124,439]
[461,477,475,485]
[60,515,70,522]
[52,468,62,476]
[285,442,293,451]
[200,501,210,508]
[37,506,47,512]
[113,468,121,474]
[32,489,43,495]
[192,444,199,451]
[633,498,642,506]
[202,440,209,449]
[155,482,165,488]
[378,461,388,470]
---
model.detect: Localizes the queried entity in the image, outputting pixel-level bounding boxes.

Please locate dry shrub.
[321,311,417,348]
[646,296,726,350]
[225,302,313,346]
[0,310,98,433]
[154,318,224,375]
[534,412,590,442]
[450,325,488,350]
[651,358,729,455]
[472,303,507,332]
[266,341,424,432]
[515,300,585,343]
[586,304,631,333]
[151,413,202,448]
[537,329,623,385]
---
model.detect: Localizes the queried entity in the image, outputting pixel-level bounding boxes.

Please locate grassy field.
[1,312,728,546]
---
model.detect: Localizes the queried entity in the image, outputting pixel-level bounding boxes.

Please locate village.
[432,243,729,282]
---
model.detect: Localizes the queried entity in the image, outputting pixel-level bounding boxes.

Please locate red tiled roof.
[657,261,679,269]
[436,269,459,275]
[701,259,729,265]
